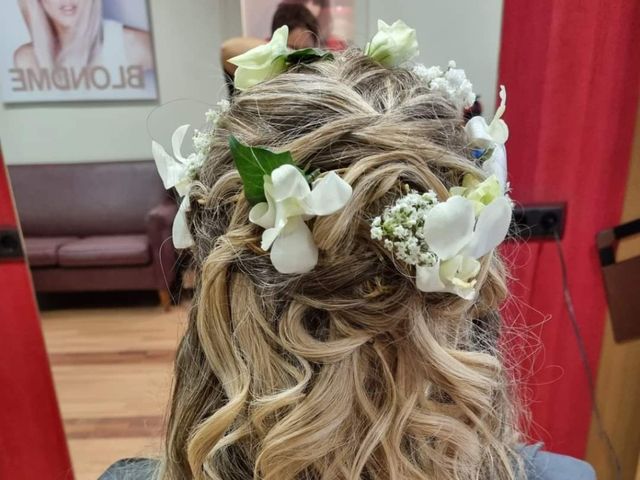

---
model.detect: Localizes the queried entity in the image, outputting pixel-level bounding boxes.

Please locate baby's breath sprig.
[189,99,231,180]
[412,60,476,109]
[371,189,439,267]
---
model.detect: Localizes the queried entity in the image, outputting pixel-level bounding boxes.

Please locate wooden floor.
[41,301,188,480]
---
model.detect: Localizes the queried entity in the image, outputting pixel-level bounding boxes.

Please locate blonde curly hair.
[161,50,523,480]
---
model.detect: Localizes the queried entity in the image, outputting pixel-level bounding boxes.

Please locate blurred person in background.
[222,0,346,96]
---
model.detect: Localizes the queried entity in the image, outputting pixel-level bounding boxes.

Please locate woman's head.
[19,0,102,67]
[40,0,83,29]
[271,3,319,49]
[163,50,521,480]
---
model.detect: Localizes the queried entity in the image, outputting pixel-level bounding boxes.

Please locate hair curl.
[161,50,523,480]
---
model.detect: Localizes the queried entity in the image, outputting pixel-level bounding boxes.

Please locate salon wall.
[0,0,503,165]
[0,0,241,165]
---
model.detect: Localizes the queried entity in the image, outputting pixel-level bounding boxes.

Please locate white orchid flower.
[228,25,290,91]
[481,144,508,190]
[366,20,419,68]
[249,164,352,274]
[466,85,509,147]
[415,194,512,300]
[465,85,509,189]
[450,174,504,214]
[152,124,203,249]
[171,197,193,249]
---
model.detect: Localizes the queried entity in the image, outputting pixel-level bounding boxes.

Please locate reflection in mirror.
[241,0,356,46]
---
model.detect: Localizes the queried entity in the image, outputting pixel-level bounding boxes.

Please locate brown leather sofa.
[8,161,178,307]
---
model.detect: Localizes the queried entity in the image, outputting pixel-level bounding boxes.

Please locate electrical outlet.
[512,203,567,240]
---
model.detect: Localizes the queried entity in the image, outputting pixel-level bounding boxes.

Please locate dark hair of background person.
[224,3,321,98]
[271,3,320,39]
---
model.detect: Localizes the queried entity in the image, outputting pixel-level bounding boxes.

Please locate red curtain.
[498,0,640,457]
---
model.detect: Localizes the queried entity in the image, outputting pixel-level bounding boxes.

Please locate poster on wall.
[0,0,157,103]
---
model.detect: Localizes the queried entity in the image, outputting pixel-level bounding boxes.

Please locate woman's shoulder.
[521,444,596,480]
[14,43,37,69]
[122,26,152,69]
[100,450,596,480]
[99,458,159,480]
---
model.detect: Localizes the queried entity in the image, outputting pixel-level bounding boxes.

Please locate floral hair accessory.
[229,25,334,91]
[230,137,352,274]
[465,85,509,188]
[365,20,419,68]
[413,61,476,109]
[371,86,512,300]
[152,125,201,249]
[372,186,511,300]
[228,25,290,91]
[151,100,229,248]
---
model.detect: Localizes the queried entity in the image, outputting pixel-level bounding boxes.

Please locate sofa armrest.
[146,201,178,231]
[146,200,178,290]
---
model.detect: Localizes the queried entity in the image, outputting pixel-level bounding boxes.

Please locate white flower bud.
[366,20,419,68]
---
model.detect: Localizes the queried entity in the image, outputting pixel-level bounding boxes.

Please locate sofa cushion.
[24,237,77,267]
[58,235,150,267]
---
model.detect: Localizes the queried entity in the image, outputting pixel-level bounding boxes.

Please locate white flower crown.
[151,20,512,300]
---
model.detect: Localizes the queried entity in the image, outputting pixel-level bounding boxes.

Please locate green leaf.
[286,48,334,65]
[229,135,295,205]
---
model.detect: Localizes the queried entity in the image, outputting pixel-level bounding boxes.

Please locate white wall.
[0,0,502,165]
[0,0,243,165]
[360,0,504,115]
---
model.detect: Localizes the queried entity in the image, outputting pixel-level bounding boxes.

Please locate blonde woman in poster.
[15,0,152,70]
[4,0,156,101]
